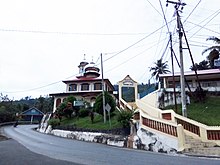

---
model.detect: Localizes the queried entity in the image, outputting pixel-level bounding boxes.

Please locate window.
[94,83,102,90]
[81,83,89,91]
[56,98,61,107]
[69,84,77,91]
[202,81,217,87]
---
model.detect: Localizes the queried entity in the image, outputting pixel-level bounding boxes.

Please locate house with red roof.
[50,56,115,112]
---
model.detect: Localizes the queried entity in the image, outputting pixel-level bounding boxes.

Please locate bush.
[117,110,134,128]
[48,118,60,128]
[79,108,90,117]
[93,91,116,116]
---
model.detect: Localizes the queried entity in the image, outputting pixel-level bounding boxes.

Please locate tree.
[36,96,45,112]
[93,91,116,116]
[190,60,209,71]
[202,36,220,68]
[35,96,53,113]
[150,58,170,81]
[56,96,76,118]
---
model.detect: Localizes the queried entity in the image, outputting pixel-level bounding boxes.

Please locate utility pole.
[169,32,178,112]
[167,0,187,117]
[100,53,106,123]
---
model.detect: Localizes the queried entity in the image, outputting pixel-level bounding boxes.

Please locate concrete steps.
[183,135,220,157]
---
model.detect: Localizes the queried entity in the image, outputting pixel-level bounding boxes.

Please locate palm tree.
[202,36,220,68]
[150,58,170,81]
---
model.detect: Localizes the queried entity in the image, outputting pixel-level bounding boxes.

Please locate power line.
[0,28,150,36]
[105,37,167,74]
[159,0,170,32]
[2,72,79,94]
[182,0,201,24]
[188,9,220,39]
[146,0,163,17]
[187,21,220,36]
[103,19,175,63]
[1,22,174,94]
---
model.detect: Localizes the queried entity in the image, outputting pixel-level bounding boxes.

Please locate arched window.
[69,84,77,91]
[94,83,102,90]
[90,97,96,107]
[56,98,61,107]
[81,83,89,91]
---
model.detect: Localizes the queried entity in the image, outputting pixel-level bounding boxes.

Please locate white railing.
[137,92,220,146]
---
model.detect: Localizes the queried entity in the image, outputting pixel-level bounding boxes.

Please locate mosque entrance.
[118,75,138,104]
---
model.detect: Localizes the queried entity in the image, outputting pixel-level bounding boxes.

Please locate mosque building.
[50,55,115,112]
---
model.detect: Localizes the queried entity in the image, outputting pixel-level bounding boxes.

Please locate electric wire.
[103,19,175,63]
[187,21,220,36]
[105,37,168,74]
[2,72,79,94]
[182,0,201,24]
[188,9,220,39]
[0,28,150,36]
[146,0,163,17]
[2,22,174,94]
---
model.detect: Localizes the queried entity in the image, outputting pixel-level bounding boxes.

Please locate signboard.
[73,101,84,106]
[123,80,134,86]
[214,59,220,67]
[105,103,111,112]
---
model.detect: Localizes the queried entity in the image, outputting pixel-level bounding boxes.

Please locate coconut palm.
[202,36,220,68]
[150,58,170,81]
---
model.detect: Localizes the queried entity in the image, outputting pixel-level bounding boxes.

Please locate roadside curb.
[184,153,220,159]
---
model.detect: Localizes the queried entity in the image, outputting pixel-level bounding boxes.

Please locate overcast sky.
[0,0,219,100]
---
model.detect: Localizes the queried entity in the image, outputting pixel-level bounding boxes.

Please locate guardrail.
[142,116,177,137]
[137,92,220,146]
[119,98,133,111]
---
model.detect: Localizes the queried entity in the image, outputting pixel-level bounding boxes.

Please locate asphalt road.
[2,125,220,165]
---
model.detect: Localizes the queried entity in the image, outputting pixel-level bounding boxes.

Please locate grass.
[60,112,122,130]
[60,96,220,129]
[165,96,220,126]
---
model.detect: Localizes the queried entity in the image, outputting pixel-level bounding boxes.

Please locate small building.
[50,56,115,112]
[20,107,44,123]
[159,69,220,92]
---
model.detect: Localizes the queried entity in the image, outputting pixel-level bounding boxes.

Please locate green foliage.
[150,58,170,81]
[48,118,60,128]
[36,96,53,113]
[60,112,122,130]
[93,91,116,116]
[165,96,220,126]
[0,93,54,122]
[0,106,15,123]
[57,102,67,115]
[79,108,90,117]
[117,110,134,128]
[66,95,76,103]
[56,96,77,118]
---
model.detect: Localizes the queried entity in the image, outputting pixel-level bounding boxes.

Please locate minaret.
[77,54,89,78]
[84,57,100,78]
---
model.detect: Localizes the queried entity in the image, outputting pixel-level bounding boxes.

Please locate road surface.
[2,125,220,165]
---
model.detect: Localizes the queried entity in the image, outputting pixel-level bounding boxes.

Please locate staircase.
[183,135,220,157]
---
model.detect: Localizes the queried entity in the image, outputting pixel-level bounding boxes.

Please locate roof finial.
[83,54,86,61]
